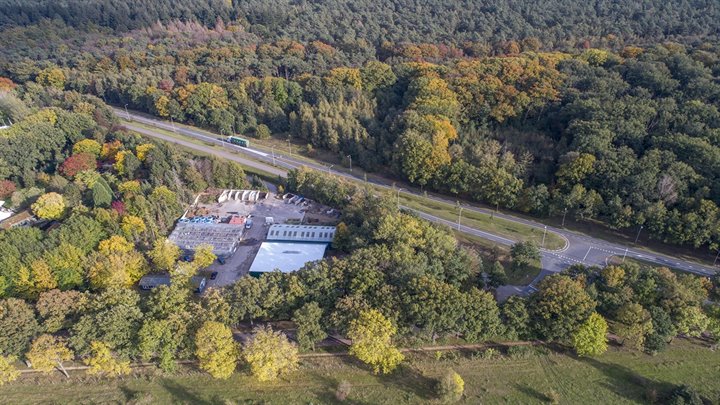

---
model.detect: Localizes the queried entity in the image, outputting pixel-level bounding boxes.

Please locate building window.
[301,231,305,237]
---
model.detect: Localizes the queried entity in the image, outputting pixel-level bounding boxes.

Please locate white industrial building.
[266,224,336,243]
[248,242,328,276]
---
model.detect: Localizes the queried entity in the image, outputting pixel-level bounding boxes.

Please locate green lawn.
[2,340,718,404]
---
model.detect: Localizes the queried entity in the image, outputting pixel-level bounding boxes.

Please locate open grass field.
[2,339,717,404]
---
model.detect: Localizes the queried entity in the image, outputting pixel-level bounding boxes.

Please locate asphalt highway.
[116,108,719,294]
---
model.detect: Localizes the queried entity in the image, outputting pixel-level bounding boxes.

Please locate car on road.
[245,219,253,229]
[210,272,218,280]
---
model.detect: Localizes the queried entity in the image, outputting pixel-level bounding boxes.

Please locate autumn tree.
[31,192,65,220]
[195,321,237,379]
[437,369,465,403]
[571,312,608,356]
[84,341,131,376]
[348,309,404,374]
[73,139,102,156]
[0,355,19,386]
[292,301,326,351]
[26,334,73,376]
[148,238,181,272]
[243,325,299,381]
[36,289,86,333]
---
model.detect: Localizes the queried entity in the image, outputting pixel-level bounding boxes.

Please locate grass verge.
[1,339,717,404]
[398,192,566,250]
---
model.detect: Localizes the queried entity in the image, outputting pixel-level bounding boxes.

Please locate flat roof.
[248,242,328,274]
[267,224,336,243]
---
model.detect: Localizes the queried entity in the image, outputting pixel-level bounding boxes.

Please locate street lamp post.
[124,104,130,120]
[396,188,402,208]
[287,139,292,156]
[622,247,629,263]
[714,249,720,266]
[347,155,352,172]
[457,206,464,230]
[271,146,276,166]
[541,225,547,248]
[169,116,176,132]
[634,225,644,244]
[561,208,568,227]
[327,164,334,175]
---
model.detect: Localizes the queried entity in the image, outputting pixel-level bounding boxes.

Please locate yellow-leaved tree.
[0,355,20,385]
[348,309,404,374]
[31,192,66,220]
[243,325,299,381]
[26,335,74,376]
[84,341,131,376]
[195,321,237,379]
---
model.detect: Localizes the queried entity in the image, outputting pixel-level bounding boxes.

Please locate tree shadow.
[380,363,437,401]
[305,370,375,405]
[513,383,551,402]
[159,378,219,405]
[577,356,676,403]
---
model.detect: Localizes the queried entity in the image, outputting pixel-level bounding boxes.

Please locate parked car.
[245,219,253,229]
[210,272,218,280]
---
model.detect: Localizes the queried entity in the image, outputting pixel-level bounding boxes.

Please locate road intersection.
[116,108,719,295]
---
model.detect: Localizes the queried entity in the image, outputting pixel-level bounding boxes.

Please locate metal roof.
[266,224,336,243]
[248,242,328,274]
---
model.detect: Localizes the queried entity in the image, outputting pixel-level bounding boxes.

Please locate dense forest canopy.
[3,17,718,251]
[1,0,719,45]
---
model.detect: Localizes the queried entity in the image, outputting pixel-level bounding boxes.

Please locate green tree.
[571,312,608,356]
[293,302,326,351]
[255,124,271,139]
[615,303,654,350]
[91,177,113,208]
[195,321,237,379]
[31,192,65,219]
[36,289,86,333]
[531,275,595,341]
[510,241,541,269]
[192,244,216,270]
[459,288,502,342]
[348,309,404,374]
[501,296,531,340]
[243,325,299,381]
[0,298,39,356]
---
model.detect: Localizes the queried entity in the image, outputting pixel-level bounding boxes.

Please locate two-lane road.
[116,108,718,293]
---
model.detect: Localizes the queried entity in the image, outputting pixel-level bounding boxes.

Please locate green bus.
[227,136,250,148]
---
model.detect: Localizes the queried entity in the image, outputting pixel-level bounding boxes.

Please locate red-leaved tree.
[59,153,97,178]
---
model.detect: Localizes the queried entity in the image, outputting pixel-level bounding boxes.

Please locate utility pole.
[457,206,464,230]
[562,208,568,227]
[634,225,644,244]
[396,188,402,208]
[541,225,547,248]
[124,104,130,120]
[347,155,352,172]
[271,146,276,166]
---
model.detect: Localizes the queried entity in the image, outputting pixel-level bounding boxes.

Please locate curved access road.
[115,108,719,294]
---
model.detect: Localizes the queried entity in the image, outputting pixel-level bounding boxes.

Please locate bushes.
[436,369,464,403]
